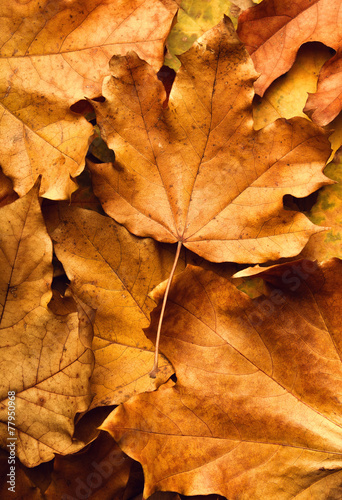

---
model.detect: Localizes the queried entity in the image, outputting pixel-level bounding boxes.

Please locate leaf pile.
[1,1,342,499]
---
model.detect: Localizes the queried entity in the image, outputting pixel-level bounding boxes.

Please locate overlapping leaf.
[253,44,332,130]
[0,168,17,207]
[101,259,342,499]
[89,18,332,264]
[0,187,94,467]
[44,432,133,499]
[165,0,233,70]
[301,157,342,261]
[47,205,181,408]
[304,49,342,126]
[237,0,342,125]
[0,0,177,199]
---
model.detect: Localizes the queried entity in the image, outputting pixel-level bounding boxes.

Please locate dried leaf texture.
[304,50,342,126]
[89,18,332,264]
[165,0,232,70]
[237,0,342,123]
[301,159,342,261]
[0,0,177,199]
[0,188,93,467]
[102,260,342,499]
[253,44,332,130]
[49,205,178,408]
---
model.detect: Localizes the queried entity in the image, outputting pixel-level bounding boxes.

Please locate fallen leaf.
[0,0,177,199]
[165,0,233,70]
[101,259,342,499]
[44,432,133,500]
[89,18,332,264]
[0,186,94,467]
[253,44,332,130]
[300,155,342,261]
[304,49,342,126]
[237,0,341,93]
[0,449,48,499]
[294,470,342,500]
[47,204,180,408]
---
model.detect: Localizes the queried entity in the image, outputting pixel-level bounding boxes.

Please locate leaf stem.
[150,240,183,378]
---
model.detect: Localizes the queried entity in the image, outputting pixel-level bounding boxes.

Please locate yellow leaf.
[253,44,331,130]
[48,204,179,408]
[102,260,342,499]
[0,186,93,467]
[0,0,177,199]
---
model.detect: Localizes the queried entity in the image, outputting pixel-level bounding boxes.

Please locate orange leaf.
[237,0,342,124]
[101,259,342,499]
[89,18,332,264]
[304,50,342,126]
[0,0,177,199]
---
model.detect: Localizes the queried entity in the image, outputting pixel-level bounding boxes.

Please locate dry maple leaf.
[89,17,332,265]
[0,0,177,199]
[0,186,94,467]
[237,0,342,125]
[101,259,342,499]
[47,204,182,407]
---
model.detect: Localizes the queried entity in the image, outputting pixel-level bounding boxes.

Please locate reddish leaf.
[237,0,342,124]
[304,49,342,126]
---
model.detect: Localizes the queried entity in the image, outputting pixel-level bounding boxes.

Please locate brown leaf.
[0,187,94,467]
[300,157,342,262]
[304,50,342,126]
[252,43,332,130]
[0,0,177,199]
[44,432,133,500]
[89,18,332,264]
[0,167,18,207]
[101,259,342,499]
[237,0,342,124]
[0,449,48,499]
[47,204,181,408]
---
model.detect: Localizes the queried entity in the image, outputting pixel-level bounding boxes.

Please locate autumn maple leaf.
[89,17,332,265]
[101,259,342,499]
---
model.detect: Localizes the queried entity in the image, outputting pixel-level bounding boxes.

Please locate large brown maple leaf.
[101,259,342,499]
[89,17,332,264]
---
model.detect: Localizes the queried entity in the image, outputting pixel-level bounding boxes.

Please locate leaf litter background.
[1,0,342,498]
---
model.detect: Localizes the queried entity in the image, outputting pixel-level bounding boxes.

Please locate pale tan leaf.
[47,204,179,408]
[0,0,177,199]
[0,186,93,467]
